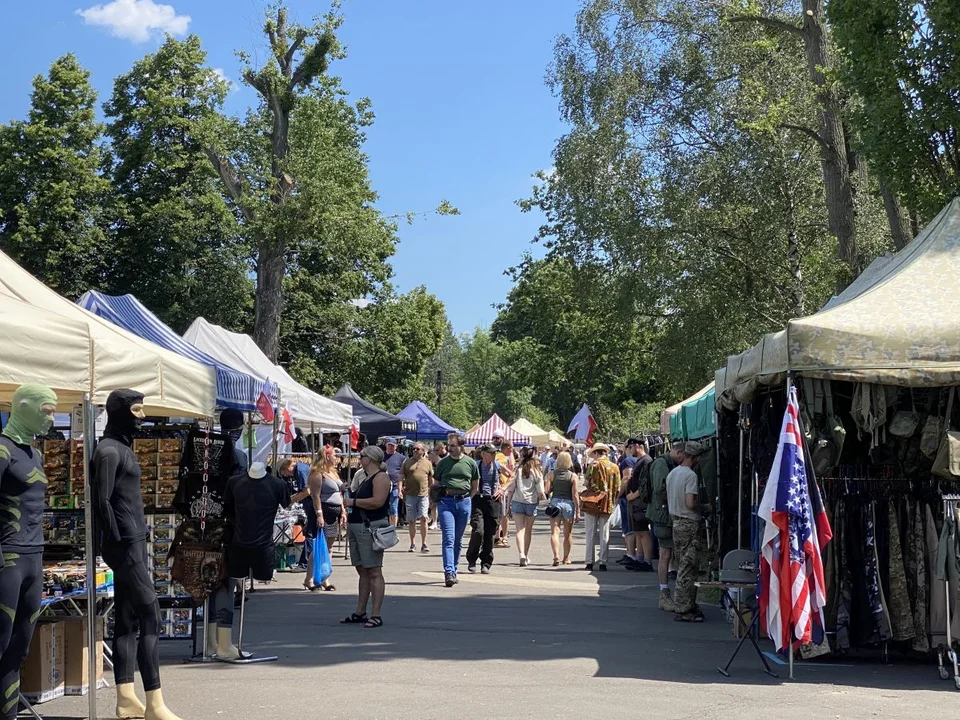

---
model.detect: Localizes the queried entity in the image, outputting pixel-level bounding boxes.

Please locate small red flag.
[256,391,274,423]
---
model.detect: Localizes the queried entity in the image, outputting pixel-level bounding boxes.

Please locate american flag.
[758,386,833,652]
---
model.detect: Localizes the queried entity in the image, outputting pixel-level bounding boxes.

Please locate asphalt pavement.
[36,521,952,719]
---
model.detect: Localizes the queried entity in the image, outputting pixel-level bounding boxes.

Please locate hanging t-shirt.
[225,471,290,548]
[173,471,228,523]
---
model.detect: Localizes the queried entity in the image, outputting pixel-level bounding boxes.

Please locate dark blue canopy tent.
[396,400,459,441]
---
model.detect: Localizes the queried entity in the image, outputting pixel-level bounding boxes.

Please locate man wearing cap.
[582,443,620,571]
[666,441,706,622]
[621,438,655,571]
[383,439,405,527]
[649,440,685,611]
[617,439,640,564]
[466,444,503,574]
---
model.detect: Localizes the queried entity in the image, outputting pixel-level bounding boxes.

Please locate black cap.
[627,437,641,446]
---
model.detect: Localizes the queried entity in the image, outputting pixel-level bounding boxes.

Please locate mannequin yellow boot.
[116,682,146,719]
[204,621,218,657]
[144,688,183,720]
[216,624,240,660]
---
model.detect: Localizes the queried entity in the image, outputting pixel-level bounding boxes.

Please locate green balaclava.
[2,384,58,445]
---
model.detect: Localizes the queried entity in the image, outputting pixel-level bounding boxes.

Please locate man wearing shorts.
[400,443,433,553]
[649,440,684,611]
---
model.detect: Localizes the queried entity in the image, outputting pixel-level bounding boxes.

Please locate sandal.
[363,616,383,629]
[321,584,336,592]
[340,613,368,624]
[552,559,560,567]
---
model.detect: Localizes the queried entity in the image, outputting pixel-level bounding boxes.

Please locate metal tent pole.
[81,395,99,720]
[737,404,745,550]
[310,422,316,462]
[246,411,254,467]
[271,390,281,469]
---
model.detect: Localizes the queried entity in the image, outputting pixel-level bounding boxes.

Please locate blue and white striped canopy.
[77,291,263,412]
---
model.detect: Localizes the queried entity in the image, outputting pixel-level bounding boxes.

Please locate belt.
[441,489,468,499]
[671,515,700,523]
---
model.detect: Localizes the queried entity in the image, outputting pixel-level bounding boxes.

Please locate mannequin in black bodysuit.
[92,389,181,720]
[0,384,57,720]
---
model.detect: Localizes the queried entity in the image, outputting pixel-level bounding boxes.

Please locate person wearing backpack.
[648,440,685,611]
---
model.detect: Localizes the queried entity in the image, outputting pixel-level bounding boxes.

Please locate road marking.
[411,571,647,592]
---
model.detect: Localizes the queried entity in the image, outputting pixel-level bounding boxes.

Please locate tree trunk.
[801,0,858,286]
[879,182,913,251]
[782,180,805,316]
[253,240,285,361]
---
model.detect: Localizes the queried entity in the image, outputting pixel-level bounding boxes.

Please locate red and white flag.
[256,384,275,423]
[758,386,833,651]
[567,403,598,445]
[282,406,295,444]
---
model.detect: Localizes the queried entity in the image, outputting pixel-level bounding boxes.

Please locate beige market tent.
[0,251,216,416]
[717,198,960,409]
[0,293,93,404]
[510,418,565,447]
[660,381,715,435]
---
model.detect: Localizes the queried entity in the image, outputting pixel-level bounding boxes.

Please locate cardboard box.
[63,617,104,696]
[20,621,65,704]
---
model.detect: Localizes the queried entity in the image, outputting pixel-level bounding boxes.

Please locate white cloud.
[76,0,190,42]
[212,68,238,93]
[350,298,372,309]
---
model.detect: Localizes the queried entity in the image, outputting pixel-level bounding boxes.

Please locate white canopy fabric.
[0,251,216,416]
[511,418,548,446]
[717,198,960,409]
[660,381,715,435]
[183,317,352,431]
[510,418,565,447]
[0,293,92,405]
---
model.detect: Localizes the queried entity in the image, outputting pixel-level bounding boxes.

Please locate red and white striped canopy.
[464,413,531,446]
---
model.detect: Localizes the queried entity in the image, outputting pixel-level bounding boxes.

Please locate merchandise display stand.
[216,572,277,665]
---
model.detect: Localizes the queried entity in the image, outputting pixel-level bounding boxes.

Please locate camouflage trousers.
[672,517,702,615]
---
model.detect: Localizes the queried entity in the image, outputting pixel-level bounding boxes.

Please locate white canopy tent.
[510,418,564,447]
[0,251,216,417]
[0,293,92,405]
[183,317,352,431]
[717,198,960,409]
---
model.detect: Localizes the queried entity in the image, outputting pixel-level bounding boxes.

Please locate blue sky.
[0,0,580,335]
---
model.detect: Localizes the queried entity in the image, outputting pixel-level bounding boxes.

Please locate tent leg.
[82,395,99,720]
[737,405,745,550]
[310,422,316,462]
[246,411,254,467]
[271,389,281,469]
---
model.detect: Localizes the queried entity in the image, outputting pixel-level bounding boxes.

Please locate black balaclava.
[103,389,145,446]
[220,408,244,443]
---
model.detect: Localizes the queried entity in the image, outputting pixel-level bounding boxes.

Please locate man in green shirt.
[434,436,480,587]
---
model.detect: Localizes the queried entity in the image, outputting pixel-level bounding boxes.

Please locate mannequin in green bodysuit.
[0,384,57,719]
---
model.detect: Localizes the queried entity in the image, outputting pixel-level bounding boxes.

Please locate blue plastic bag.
[312,533,332,585]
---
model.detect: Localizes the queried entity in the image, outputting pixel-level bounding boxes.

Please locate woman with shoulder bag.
[544,451,580,566]
[341,446,392,628]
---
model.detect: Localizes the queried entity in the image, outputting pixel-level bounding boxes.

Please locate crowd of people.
[284,431,710,628]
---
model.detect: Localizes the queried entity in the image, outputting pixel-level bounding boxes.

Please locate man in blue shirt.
[466,445,503,574]
[384,439,406,527]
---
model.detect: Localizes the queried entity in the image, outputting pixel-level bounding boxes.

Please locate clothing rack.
[940,494,960,688]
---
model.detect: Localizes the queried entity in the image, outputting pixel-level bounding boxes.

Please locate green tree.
[103,36,252,331]
[0,54,113,298]
[829,0,960,230]
[205,5,455,360]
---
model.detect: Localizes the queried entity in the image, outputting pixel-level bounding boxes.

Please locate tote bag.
[312,533,333,586]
